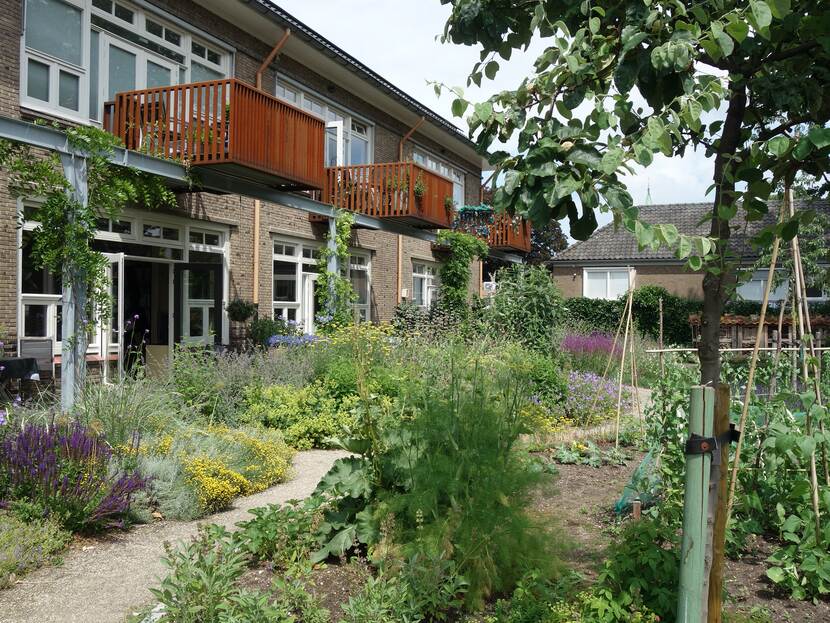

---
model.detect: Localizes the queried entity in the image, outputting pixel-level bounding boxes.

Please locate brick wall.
[1,0,485,338]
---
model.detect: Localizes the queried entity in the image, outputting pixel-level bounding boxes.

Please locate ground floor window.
[583,267,631,300]
[273,237,371,330]
[412,261,439,309]
[348,253,370,321]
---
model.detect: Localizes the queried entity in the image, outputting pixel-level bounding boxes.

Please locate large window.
[583,268,631,300]
[21,0,233,121]
[20,202,229,352]
[412,149,466,207]
[736,269,828,302]
[275,78,373,166]
[273,238,371,329]
[412,261,439,309]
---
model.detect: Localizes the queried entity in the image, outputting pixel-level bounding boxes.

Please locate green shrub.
[339,574,421,623]
[74,376,180,448]
[631,285,700,346]
[171,345,314,426]
[0,511,71,588]
[312,342,564,612]
[151,525,291,623]
[488,264,564,351]
[243,382,358,449]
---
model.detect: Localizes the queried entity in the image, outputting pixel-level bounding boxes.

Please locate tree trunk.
[699,84,746,621]
[698,86,747,386]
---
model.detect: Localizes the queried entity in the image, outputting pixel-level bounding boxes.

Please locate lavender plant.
[0,423,145,532]
[553,371,632,427]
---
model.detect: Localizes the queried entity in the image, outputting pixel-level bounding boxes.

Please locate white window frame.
[272,236,318,323]
[412,260,439,309]
[582,267,633,300]
[274,76,374,166]
[20,0,234,124]
[348,252,371,322]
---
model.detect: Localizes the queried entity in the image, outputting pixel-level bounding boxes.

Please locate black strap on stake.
[684,424,741,464]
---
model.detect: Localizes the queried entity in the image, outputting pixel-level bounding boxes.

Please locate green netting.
[614,449,661,515]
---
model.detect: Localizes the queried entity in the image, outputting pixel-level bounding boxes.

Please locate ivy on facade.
[316,209,356,328]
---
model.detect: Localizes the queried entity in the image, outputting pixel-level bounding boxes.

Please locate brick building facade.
[3,0,489,370]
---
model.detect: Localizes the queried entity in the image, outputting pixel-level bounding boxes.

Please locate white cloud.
[275,0,719,222]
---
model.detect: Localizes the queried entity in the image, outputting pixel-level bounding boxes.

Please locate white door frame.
[102,252,125,382]
[326,120,344,166]
[301,272,319,334]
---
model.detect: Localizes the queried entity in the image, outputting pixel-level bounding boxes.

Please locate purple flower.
[0,409,6,425]
[562,332,618,356]
[13,395,21,406]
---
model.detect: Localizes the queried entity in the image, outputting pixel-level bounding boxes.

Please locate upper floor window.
[583,268,631,300]
[274,78,373,166]
[21,0,233,122]
[412,149,466,207]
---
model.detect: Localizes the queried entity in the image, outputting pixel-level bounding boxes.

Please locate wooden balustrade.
[452,209,532,253]
[488,213,532,253]
[104,79,325,191]
[319,162,454,228]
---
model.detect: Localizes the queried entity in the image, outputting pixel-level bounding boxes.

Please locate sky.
[275,0,718,230]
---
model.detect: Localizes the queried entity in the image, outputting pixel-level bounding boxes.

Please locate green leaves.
[484,60,499,80]
[565,144,603,168]
[750,0,773,29]
[807,126,830,150]
[766,136,790,157]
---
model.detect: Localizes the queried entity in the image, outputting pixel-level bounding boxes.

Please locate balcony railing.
[488,213,532,253]
[318,162,454,228]
[452,208,531,253]
[103,79,325,191]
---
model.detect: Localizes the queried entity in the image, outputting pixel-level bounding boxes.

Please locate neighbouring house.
[549,200,829,303]
[2,0,531,379]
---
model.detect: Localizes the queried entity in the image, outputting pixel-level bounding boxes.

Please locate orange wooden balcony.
[488,213,532,253]
[311,162,454,228]
[103,79,325,191]
[452,209,531,253]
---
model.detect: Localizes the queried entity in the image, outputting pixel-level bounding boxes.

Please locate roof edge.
[247,1,481,154]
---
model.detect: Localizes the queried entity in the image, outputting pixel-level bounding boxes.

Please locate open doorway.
[122,260,171,376]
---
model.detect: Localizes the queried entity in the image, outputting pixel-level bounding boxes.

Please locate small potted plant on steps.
[225,298,257,350]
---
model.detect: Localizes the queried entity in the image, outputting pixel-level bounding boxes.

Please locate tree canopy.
[439,0,830,382]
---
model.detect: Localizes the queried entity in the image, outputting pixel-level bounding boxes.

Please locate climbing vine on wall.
[435,230,488,313]
[0,124,178,337]
[316,210,356,328]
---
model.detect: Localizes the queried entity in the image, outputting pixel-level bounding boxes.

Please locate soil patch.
[536,443,830,621]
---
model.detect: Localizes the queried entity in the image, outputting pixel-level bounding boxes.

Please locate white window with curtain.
[21,0,233,122]
[412,261,439,309]
[736,269,790,302]
[274,77,374,166]
[583,268,632,300]
[412,149,466,207]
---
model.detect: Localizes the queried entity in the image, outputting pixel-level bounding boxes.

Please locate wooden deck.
[104,79,325,191]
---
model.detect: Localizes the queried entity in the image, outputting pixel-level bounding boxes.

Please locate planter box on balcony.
[316,162,454,228]
[104,79,325,191]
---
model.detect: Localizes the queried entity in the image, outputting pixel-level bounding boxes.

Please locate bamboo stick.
[786,188,824,540]
[614,271,636,449]
[725,202,782,525]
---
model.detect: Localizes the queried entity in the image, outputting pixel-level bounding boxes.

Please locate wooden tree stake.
[706,384,731,623]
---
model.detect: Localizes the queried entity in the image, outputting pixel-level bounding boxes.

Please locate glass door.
[301,273,319,334]
[325,120,344,167]
[96,33,179,120]
[174,263,223,346]
[101,252,124,382]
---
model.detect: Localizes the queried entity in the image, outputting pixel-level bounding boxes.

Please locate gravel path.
[0,449,346,623]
